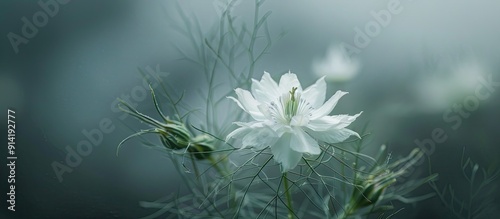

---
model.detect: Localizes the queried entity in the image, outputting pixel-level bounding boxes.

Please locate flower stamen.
[285,87,299,121]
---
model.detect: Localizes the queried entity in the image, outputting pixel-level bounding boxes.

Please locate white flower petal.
[290,128,321,155]
[307,112,362,131]
[257,103,273,120]
[278,72,302,94]
[271,133,303,172]
[269,123,292,137]
[251,71,280,103]
[225,121,265,141]
[225,126,251,142]
[290,114,310,127]
[308,127,360,144]
[242,126,278,150]
[302,76,326,109]
[310,90,348,120]
[229,88,266,121]
[226,122,277,149]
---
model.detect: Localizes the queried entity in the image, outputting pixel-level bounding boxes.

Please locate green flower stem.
[337,205,353,219]
[208,158,225,177]
[283,172,293,219]
[190,154,201,179]
[341,151,347,203]
[208,157,237,208]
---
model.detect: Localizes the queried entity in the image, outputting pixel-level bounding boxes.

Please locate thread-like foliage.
[116,1,438,218]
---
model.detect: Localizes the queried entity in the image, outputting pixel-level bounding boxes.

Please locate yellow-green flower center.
[285,87,299,120]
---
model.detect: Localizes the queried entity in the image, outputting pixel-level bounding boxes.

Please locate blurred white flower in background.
[226,71,361,172]
[414,57,487,112]
[312,44,361,82]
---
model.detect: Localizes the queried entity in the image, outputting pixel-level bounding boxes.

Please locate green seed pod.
[350,174,396,211]
[188,134,215,160]
[116,89,217,161]
[157,125,191,150]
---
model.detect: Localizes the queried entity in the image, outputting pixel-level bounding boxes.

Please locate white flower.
[414,57,486,112]
[312,45,361,82]
[226,71,362,172]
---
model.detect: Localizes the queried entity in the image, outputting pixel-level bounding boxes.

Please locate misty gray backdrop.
[1,0,499,218]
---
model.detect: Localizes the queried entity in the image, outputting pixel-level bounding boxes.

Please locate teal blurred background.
[1,0,499,218]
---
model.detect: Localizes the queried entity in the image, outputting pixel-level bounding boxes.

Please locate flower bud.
[157,122,192,150]
[350,173,396,211]
[157,123,215,160]
[188,134,215,160]
[117,88,217,161]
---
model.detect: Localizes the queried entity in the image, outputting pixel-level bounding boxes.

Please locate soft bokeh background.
[1,0,499,218]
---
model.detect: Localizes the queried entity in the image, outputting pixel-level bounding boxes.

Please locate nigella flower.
[226,71,362,172]
[312,45,361,82]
